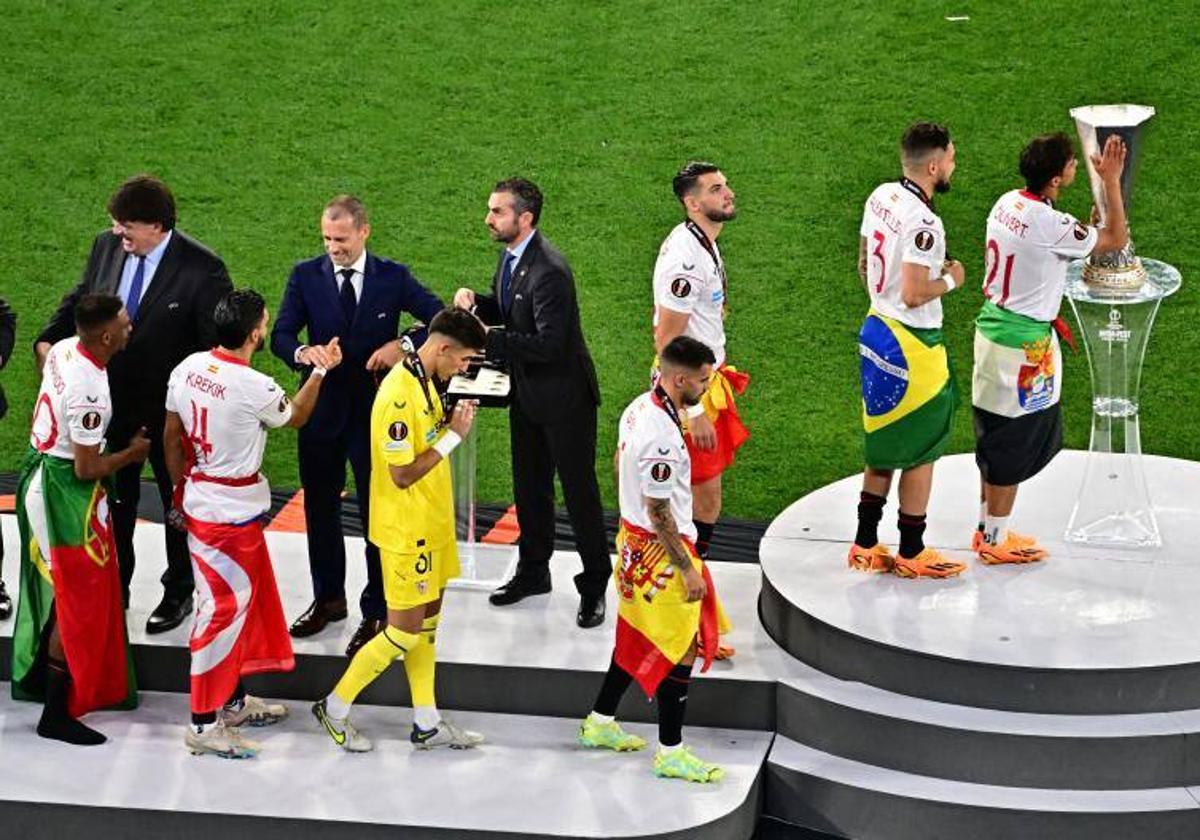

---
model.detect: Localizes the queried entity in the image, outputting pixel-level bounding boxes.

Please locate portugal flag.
[12,449,137,717]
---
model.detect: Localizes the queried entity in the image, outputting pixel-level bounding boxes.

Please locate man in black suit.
[35,175,232,633]
[271,195,444,656]
[0,296,14,620]
[454,178,610,628]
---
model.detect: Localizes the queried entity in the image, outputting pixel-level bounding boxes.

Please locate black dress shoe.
[0,580,12,621]
[577,594,606,628]
[489,575,552,607]
[345,618,386,658]
[289,598,348,638]
[145,594,194,634]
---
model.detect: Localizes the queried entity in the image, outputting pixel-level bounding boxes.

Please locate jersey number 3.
[871,231,887,293]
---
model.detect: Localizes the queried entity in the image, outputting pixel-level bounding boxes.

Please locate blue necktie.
[339,268,357,324]
[125,256,146,320]
[500,253,516,316]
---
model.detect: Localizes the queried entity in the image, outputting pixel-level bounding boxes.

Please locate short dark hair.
[107,174,177,230]
[660,335,716,371]
[74,294,124,334]
[429,307,486,351]
[1020,132,1076,193]
[900,123,952,168]
[494,178,543,225]
[213,289,266,349]
[324,194,368,228]
[672,160,721,203]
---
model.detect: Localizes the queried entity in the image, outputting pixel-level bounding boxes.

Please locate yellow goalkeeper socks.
[406,615,440,730]
[331,625,419,713]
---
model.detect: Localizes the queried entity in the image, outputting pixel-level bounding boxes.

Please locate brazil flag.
[858,310,955,470]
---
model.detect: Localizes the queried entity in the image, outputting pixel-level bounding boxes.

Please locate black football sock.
[855,491,886,547]
[37,658,106,746]
[593,656,634,717]
[897,511,928,560]
[693,520,715,559]
[655,662,693,748]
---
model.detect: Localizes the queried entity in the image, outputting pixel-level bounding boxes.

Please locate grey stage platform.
[760,451,1200,838]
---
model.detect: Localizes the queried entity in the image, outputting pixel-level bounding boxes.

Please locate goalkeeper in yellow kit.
[312,308,486,751]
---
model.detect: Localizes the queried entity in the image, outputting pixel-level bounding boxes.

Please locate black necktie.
[339,268,357,324]
[500,254,516,316]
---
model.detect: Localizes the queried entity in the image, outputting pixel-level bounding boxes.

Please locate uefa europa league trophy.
[1064,104,1181,548]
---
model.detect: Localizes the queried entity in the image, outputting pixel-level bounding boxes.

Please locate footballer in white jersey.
[163,289,340,759]
[849,123,967,581]
[653,221,727,368]
[16,295,145,748]
[971,131,1128,566]
[165,349,293,524]
[652,162,746,581]
[982,189,1097,323]
[859,179,948,330]
[617,391,696,544]
[31,338,115,460]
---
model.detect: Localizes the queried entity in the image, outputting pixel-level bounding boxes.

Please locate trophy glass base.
[1065,446,1162,549]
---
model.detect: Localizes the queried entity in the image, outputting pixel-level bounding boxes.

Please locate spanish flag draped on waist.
[613,520,731,697]
[652,357,750,484]
[12,447,136,717]
[859,310,955,470]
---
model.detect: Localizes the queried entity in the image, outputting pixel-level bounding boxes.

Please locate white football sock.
[984,515,1008,545]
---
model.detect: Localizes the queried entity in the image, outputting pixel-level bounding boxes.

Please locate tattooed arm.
[646,497,706,602]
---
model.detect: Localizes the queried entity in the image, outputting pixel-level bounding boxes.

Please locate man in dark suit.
[453,178,610,628]
[35,175,232,632]
[0,296,14,620]
[272,195,443,656]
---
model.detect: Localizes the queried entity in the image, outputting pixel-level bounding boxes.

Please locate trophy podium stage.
[761,451,1200,838]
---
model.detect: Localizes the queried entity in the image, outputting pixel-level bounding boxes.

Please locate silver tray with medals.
[448,356,510,408]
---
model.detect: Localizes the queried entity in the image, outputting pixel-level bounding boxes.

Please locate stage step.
[0,688,772,840]
[0,518,800,733]
[774,661,1200,790]
[765,735,1200,840]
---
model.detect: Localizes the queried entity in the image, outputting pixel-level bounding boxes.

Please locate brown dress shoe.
[345,618,386,658]
[289,598,348,638]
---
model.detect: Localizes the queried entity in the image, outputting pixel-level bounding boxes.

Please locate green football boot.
[577,716,647,752]
[653,745,725,783]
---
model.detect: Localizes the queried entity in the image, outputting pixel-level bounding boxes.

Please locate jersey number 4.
[188,400,214,462]
[984,239,1015,306]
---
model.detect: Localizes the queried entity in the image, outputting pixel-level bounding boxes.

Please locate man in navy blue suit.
[272,195,443,656]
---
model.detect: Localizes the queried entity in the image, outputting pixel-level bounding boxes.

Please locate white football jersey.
[983,189,1098,322]
[617,391,696,543]
[653,221,727,366]
[165,349,293,524]
[859,181,947,329]
[30,338,113,460]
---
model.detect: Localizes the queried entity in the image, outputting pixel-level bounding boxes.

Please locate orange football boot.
[847,543,896,573]
[892,547,967,579]
[977,532,1049,565]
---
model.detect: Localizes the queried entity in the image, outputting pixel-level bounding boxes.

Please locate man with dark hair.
[0,295,15,619]
[165,288,342,757]
[36,174,233,633]
[272,194,443,657]
[13,294,147,745]
[453,178,611,628]
[313,307,486,752]
[850,122,967,579]
[971,133,1128,562]
[578,335,729,782]
[653,161,749,658]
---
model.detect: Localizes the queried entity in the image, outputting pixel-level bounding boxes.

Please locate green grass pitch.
[1,1,1196,520]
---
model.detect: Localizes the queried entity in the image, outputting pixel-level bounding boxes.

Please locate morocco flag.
[12,449,136,717]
